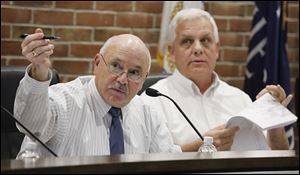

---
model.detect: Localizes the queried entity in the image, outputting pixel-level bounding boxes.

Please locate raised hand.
[256,84,293,107]
[21,28,55,81]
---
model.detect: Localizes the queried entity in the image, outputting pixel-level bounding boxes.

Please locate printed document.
[226,93,297,150]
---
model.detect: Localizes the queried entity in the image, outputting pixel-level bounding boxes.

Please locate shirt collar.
[88,76,128,120]
[88,77,110,118]
[171,69,220,96]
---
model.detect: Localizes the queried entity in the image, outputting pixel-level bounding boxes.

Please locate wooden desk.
[1,150,299,173]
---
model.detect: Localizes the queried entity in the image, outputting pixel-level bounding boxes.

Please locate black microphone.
[146,88,204,140]
[1,105,58,157]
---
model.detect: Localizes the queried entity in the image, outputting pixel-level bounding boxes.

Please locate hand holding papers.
[226,93,297,151]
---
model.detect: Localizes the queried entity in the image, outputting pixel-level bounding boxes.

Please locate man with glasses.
[141,8,292,152]
[14,28,181,157]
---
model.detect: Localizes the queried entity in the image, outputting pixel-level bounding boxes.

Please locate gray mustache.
[109,82,128,93]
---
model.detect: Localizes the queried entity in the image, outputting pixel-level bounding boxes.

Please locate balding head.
[94,34,151,107]
[100,34,151,72]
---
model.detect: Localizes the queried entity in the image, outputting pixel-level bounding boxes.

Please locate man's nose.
[193,41,203,55]
[117,72,128,84]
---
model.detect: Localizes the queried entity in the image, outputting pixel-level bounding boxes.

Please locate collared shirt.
[14,66,181,158]
[141,69,252,146]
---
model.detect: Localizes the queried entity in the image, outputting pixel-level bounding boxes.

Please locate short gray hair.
[168,8,219,44]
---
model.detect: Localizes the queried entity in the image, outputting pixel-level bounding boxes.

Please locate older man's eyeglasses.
[100,54,147,82]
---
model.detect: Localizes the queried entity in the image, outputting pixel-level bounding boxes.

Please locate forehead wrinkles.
[105,45,148,73]
[176,17,213,37]
[107,43,146,60]
[103,34,151,71]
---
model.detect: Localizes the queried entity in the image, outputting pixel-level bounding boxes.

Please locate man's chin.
[187,67,207,74]
[106,96,128,108]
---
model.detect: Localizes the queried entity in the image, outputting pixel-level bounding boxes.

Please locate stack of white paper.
[226,93,297,151]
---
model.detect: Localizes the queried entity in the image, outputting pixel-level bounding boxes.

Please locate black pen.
[20,34,60,40]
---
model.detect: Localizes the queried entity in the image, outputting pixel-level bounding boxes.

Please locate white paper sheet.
[225,93,297,151]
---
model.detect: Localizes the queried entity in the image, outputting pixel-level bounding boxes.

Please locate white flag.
[157,1,204,73]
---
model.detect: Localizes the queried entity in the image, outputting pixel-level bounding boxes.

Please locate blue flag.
[244,1,294,149]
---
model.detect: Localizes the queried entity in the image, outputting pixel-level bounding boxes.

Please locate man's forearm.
[14,66,53,139]
[29,63,51,81]
[181,140,202,152]
[267,127,289,150]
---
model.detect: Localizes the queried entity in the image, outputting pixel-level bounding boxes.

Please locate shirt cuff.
[22,64,52,94]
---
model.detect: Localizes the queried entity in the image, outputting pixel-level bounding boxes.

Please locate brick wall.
[1,1,299,93]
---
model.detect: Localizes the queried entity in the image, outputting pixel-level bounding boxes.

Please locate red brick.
[13,1,53,7]
[1,57,7,66]
[230,19,251,32]
[136,1,163,13]
[1,8,31,23]
[1,25,10,38]
[52,44,68,57]
[287,20,298,33]
[215,19,227,32]
[244,35,250,46]
[211,2,245,16]
[56,1,93,9]
[247,4,255,16]
[7,58,31,66]
[149,46,158,59]
[77,12,114,26]
[1,0,297,89]
[288,3,299,18]
[94,29,130,41]
[1,41,22,55]
[227,79,244,90]
[290,81,296,95]
[117,14,153,28]
[1,1,9,5]
[240,66,246,77]
[155,15,162,28]
[34,10,73,25]
[290,66,299,78]
[215,63,239,76]
[96,1,132,11]
[223,48,248,62]
[288,35,298,49]
[288,50,298,63]
[219,33,243,46]
[54,28,92,41]
[132,30,159,43]
[52,60,91,74]
[12,26,51,39]
[204,2,210,11]
[70,44,100,58]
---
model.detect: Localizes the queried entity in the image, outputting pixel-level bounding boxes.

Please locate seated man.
[141,8,292,151]
[15,28,181,157]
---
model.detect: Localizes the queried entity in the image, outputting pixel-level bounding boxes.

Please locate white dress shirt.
[14,66,181,158]
[141,69,253,146]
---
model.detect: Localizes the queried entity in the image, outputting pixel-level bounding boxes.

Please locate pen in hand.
[20,34,60,40]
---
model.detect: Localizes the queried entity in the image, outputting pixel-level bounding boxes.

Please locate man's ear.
[168,45,175,63]
[215,42,220,61]
[94,53,101,66]
[93,54,101,74]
